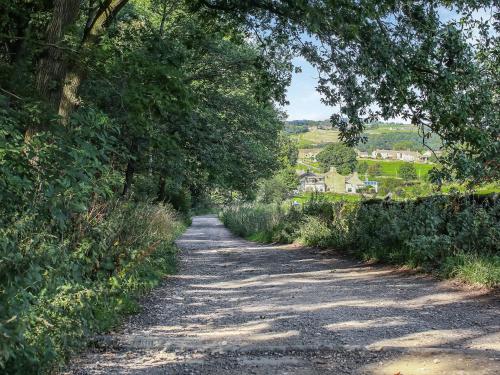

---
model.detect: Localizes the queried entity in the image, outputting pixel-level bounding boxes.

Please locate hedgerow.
[221,194,499,287]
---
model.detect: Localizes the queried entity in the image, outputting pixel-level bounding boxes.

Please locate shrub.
[220,194,500,287]
[398,163,417,180]
[0,202,184,374]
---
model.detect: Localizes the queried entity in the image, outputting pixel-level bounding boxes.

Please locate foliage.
[0,200,184,373]
[200,0,499,185]
[221,194,500,287]
[316,143,357,175]
[367,162,383,176]
[399,163,418,181]
[356,131,442,153]
[357,161,369,175]
[0,1,293,372]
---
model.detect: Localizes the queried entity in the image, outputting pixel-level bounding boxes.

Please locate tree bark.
[35,0,80,109]
[157,175,167,202]
[122,159,135,197]
[57,0,129,123]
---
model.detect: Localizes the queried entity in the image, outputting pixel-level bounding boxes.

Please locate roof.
[346,172,364,186]
[299,172,318,179]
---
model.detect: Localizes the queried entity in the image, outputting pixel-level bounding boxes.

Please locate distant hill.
[287,120,441,152]
[285,119,332,134]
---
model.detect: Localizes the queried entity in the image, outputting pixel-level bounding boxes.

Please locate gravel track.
[66,215,499,374]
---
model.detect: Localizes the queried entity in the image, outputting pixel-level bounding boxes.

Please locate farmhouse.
[371,149,397,159]
[304,167,378,194]
[324,167,346,193]
[345,172,365,193]
[299,172,326,192]
[396,150,421,162]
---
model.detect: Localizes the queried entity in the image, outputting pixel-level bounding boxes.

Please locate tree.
[357,161,368,175]
[399,163,418,181]
[197,0,499,185]
[257,168,298,203]
[367,163,382,176]
[393,141,422,152]
[316,143,357,175]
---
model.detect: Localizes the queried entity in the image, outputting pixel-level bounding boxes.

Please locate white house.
[396,150,421,162]
[371,149,397,159]
[299,172,326,192]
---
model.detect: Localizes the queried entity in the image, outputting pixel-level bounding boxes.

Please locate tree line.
[0,0,498,372]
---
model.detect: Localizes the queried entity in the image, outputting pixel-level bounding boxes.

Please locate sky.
[282,57,333,121]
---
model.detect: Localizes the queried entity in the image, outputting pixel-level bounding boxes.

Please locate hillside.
[290,121,442,152]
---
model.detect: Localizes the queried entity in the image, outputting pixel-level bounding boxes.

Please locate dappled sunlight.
[362,352,498,375]
[71,216,499,373]
[467,332,500,351]
[404,292,482,308]
[369,329,479,349]
[324,317,408,331]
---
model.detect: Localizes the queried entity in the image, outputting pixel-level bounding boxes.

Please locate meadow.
[359,159,434,179]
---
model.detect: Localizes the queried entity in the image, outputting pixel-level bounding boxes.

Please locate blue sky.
[283,57,333,121]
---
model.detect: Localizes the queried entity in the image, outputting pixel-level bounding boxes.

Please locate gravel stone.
[64,215,500,374]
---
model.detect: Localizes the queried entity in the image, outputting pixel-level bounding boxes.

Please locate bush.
[0,202,184,374]
[398,163,417,180]
[220,194,500,287]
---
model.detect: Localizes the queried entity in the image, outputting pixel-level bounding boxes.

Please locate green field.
[291,124,418,147]
[297,159,433,180]
[360,159,434,179]
[292,128,339,148]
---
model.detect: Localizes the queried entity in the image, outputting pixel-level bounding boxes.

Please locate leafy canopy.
[317,143,357,175]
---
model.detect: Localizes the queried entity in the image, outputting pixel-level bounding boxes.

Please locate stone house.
[345,172,365,193]
[371,149,397,159]
[299,172,326,192]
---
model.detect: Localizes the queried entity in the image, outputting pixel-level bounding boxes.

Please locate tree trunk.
[58,69,83,124]
[35,0,80,108]
[157,175,166,202]
[57,0,129,123]
[122,159,135,197]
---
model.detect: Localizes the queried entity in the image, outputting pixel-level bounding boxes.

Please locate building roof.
[374,149,397,155]
[299,171,318,179]
[346,172,364,186]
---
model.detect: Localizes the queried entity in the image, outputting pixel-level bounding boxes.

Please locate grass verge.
[220,196,499,288]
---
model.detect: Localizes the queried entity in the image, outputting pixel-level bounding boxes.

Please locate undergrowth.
[220,195,500,287]
[0,201,185,374]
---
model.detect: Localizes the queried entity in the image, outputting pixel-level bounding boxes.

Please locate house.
[371,149,397,159]
[299,172,326,192]
[421,150,442,162]
[298,168,378,194]
[396,150,421,162]
[345,172,365,193]
[324,167,347,193]
[356,150,369,158]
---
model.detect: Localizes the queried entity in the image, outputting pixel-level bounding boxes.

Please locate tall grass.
[1,201,185,374]
[220,195,500,287]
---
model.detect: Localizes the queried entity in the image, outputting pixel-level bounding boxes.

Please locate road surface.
[67,215,499,374]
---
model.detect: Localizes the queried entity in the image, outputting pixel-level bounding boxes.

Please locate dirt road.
[68,215,499,374]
